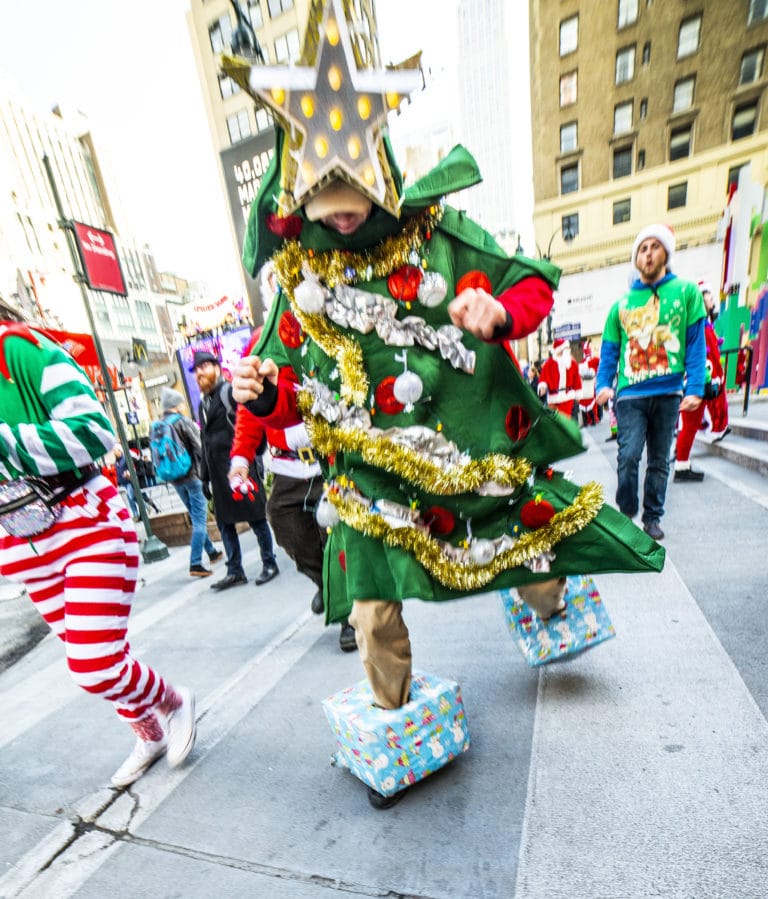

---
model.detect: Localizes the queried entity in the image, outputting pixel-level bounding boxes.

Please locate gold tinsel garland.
[272,206,444,406]
[328,482,605,591]
[301,402,533,494]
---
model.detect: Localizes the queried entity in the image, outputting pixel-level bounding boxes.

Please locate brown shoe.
[190,565,213,577]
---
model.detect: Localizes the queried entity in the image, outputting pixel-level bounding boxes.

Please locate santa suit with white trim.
[538,339,583,419]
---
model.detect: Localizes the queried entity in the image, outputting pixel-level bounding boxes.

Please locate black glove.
[202,481,212,500]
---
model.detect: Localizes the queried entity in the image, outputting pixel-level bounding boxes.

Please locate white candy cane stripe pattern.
[0,475,168,721]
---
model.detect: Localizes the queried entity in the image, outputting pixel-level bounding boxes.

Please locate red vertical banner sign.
[72,222,127,296]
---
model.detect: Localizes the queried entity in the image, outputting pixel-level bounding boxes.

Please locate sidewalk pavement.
[2,410,768,896]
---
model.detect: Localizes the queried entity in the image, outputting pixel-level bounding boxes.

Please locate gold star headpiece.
[221,0,421,217]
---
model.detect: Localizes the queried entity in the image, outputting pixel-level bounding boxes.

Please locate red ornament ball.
[456,270,492,295]
[387,264,423,302]
[266,213,303,239]
[520,499,556,529]
[374,376,405,415]
[423,506,455,536]
[278,310,303,348]
[505,405,532,442]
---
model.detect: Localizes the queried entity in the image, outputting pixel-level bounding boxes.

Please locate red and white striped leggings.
[0,475,171,725]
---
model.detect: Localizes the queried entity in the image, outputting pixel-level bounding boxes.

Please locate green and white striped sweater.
[0,326,115,481]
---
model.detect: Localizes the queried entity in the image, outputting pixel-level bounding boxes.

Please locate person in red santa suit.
[673,281,730,481]
[537,338,582,419]
[578,339,600,427]
[228,328,357,652]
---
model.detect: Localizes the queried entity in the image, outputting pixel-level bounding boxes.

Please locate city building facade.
[529,0,768,389]
[0,93,193,435]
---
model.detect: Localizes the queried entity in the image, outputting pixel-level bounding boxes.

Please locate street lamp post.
[42,155,169,563]
[229,0,264,61]
[534,223,576,360]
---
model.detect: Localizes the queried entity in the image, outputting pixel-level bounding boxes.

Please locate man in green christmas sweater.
[596,223,706,540]
[222,0,664,721]
[0,322,196,788]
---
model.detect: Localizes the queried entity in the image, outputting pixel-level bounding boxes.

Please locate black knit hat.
[188,350,220,372]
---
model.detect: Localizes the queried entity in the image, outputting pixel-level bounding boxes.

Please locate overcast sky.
[0,1,498,296]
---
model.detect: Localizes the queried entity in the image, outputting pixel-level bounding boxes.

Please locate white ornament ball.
[393,370,423,405]
[417,271,448,308]
[294,278,326,314]
[469,538,496,565]
[315,497,340,528]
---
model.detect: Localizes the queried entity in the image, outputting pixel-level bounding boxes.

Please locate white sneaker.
[111,738,167,787]
[165,686,196,768]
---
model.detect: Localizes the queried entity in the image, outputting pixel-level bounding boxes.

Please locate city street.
[1,408,767,899]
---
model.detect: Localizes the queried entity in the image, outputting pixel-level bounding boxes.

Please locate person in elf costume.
[222,0,664,801]
[0,321,196,788]
[537,338,582,419]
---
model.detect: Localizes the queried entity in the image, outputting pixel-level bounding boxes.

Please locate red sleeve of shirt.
[231,403,266,461]
[493,276,555,341]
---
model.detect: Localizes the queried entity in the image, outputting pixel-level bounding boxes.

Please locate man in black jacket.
[191,351,279,591]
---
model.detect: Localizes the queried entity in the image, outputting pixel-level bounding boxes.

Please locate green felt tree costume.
[242,141,664,625]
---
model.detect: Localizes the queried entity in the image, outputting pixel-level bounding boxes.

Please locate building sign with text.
[72,222,127,296]
[220,132,275,255]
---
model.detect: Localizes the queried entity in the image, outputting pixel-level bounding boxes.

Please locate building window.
[749,0,768,25]
[247,1,263,29]
[668,182,687,209]
[614,101,633,134]
[677,16,701,59]
[642,42,651,64]
[673,76,695,112]
[732,101,758,139]
[560,121,578,153]
[616,46,636,84]
[560,15,578,55]
[227,109,251,144]
[618,0,638,28]
[562,213,579,240]
[219,75,240,99]
[560,163,579,194]
[560,71,578,106]
[209,14,233,53]
[637,149,646,169]
[135,300,155,331]
[613,146,632,178]
[267,0,293,16]
[613,198,631,224]
[727,164,747,190]
[255,108,273,133]
[740,47,765,84]
[670,124,692,160]
[274,28,300,62]
[640,98,648,118]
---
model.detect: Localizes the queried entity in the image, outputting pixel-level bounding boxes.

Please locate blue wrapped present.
[322,671,470,798]
[500,575,615,667]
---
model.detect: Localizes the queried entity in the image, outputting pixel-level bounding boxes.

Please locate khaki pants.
[517,577,567,619]
[349,600,412,709]
[348,578,566,709]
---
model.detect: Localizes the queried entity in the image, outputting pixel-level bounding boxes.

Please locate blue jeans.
[173,478,217,566]
[615,394,680,524]
[219,519,277,578]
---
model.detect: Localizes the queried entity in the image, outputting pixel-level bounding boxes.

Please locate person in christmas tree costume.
[0,321,196,788]
[223,0,663,789]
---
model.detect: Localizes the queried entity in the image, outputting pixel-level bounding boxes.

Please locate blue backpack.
[149,414,192,482]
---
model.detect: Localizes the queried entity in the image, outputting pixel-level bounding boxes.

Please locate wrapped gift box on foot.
[322,671,471,799]
[500,574,616,667]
